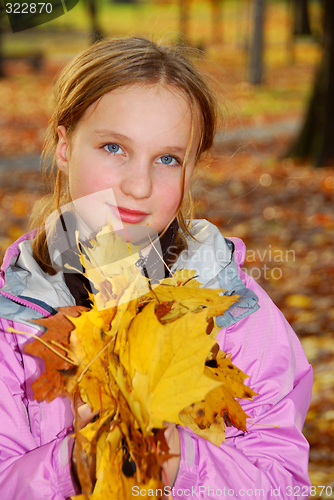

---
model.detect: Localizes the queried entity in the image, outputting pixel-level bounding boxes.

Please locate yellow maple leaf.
[76,223,150,309]
[179,350,258,445]
[178,401,226,447]
[205,351,258,400]
[124,302,222,431]
[144,269,237,322]
[80,222,141,268]
[90,428,123,499]
[65,307,116,410]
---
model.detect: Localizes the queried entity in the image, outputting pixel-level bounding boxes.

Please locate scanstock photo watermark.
[3,0,79,33]
[242,245,295,281]
[166,244,295,283]
[131,485,314,497]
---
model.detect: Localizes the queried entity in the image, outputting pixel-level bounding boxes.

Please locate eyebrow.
[94,129,188,156]
[94,129,133,142]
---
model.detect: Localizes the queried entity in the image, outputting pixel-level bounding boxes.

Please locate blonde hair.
[29,36,219,275]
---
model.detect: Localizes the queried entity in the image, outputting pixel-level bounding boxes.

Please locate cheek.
[156,166,194,214]
[68,162,106,198]
[69,174,93,200]
[158,182,182,210]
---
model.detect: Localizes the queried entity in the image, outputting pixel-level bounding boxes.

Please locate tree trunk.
[211,0,223,44]
[179,0,190,44]
[0,3,5,78]
[293,0,311,36]
[249,0,265,85]
[288,0,334,167]
[87,0,103,44]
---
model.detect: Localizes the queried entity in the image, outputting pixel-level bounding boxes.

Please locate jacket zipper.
[135,255,148,271]
[0,290,51,317]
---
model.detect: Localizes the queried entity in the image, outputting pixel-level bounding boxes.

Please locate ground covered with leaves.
[0,40,333,495]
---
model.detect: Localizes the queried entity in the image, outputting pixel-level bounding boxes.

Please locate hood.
[173,219,247,289]
[0,229,75,327]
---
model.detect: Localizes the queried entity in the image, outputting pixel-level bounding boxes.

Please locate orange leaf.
[24,306,89,402]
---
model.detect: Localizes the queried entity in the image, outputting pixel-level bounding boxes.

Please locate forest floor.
[0,41,333,495]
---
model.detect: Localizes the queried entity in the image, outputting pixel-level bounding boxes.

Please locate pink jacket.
[0,225,312,499]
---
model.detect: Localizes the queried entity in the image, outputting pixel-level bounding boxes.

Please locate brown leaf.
[24,306,89,402]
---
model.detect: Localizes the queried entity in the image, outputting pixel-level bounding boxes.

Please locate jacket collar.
[174,220,260,328]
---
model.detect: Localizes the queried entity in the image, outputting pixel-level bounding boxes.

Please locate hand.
[162,422,181,488]
[71,399,99,490]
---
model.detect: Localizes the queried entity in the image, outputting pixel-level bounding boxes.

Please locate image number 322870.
[4,0,80,33]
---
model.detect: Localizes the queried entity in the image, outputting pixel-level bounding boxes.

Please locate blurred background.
[0,0,333,494]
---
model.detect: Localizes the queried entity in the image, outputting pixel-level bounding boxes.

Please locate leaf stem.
[247,422,279,428]
[7,327,78,365]
[77,337,115,383]
[50,340,78,362]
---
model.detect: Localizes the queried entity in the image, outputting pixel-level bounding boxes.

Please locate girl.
[0,37,312,499]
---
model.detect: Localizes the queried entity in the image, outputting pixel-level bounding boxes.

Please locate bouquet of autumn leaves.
[18,223,257,499]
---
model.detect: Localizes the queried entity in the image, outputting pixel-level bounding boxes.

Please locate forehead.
[79,83,200,137]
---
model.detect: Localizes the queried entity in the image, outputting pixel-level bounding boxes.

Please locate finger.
[162,422,176,440]
[77,404,100,429]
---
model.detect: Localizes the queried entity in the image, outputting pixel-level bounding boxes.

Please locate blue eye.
[157,155,179,166]
[104,143,123,154]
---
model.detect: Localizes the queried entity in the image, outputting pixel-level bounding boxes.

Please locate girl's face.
[56,84,201,237]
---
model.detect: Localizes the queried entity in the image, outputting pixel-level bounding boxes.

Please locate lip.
[108,204,149,224]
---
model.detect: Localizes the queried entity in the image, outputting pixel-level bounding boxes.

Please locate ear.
[56,125,70,176]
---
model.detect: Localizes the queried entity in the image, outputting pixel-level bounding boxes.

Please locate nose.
[119,159,153,200]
